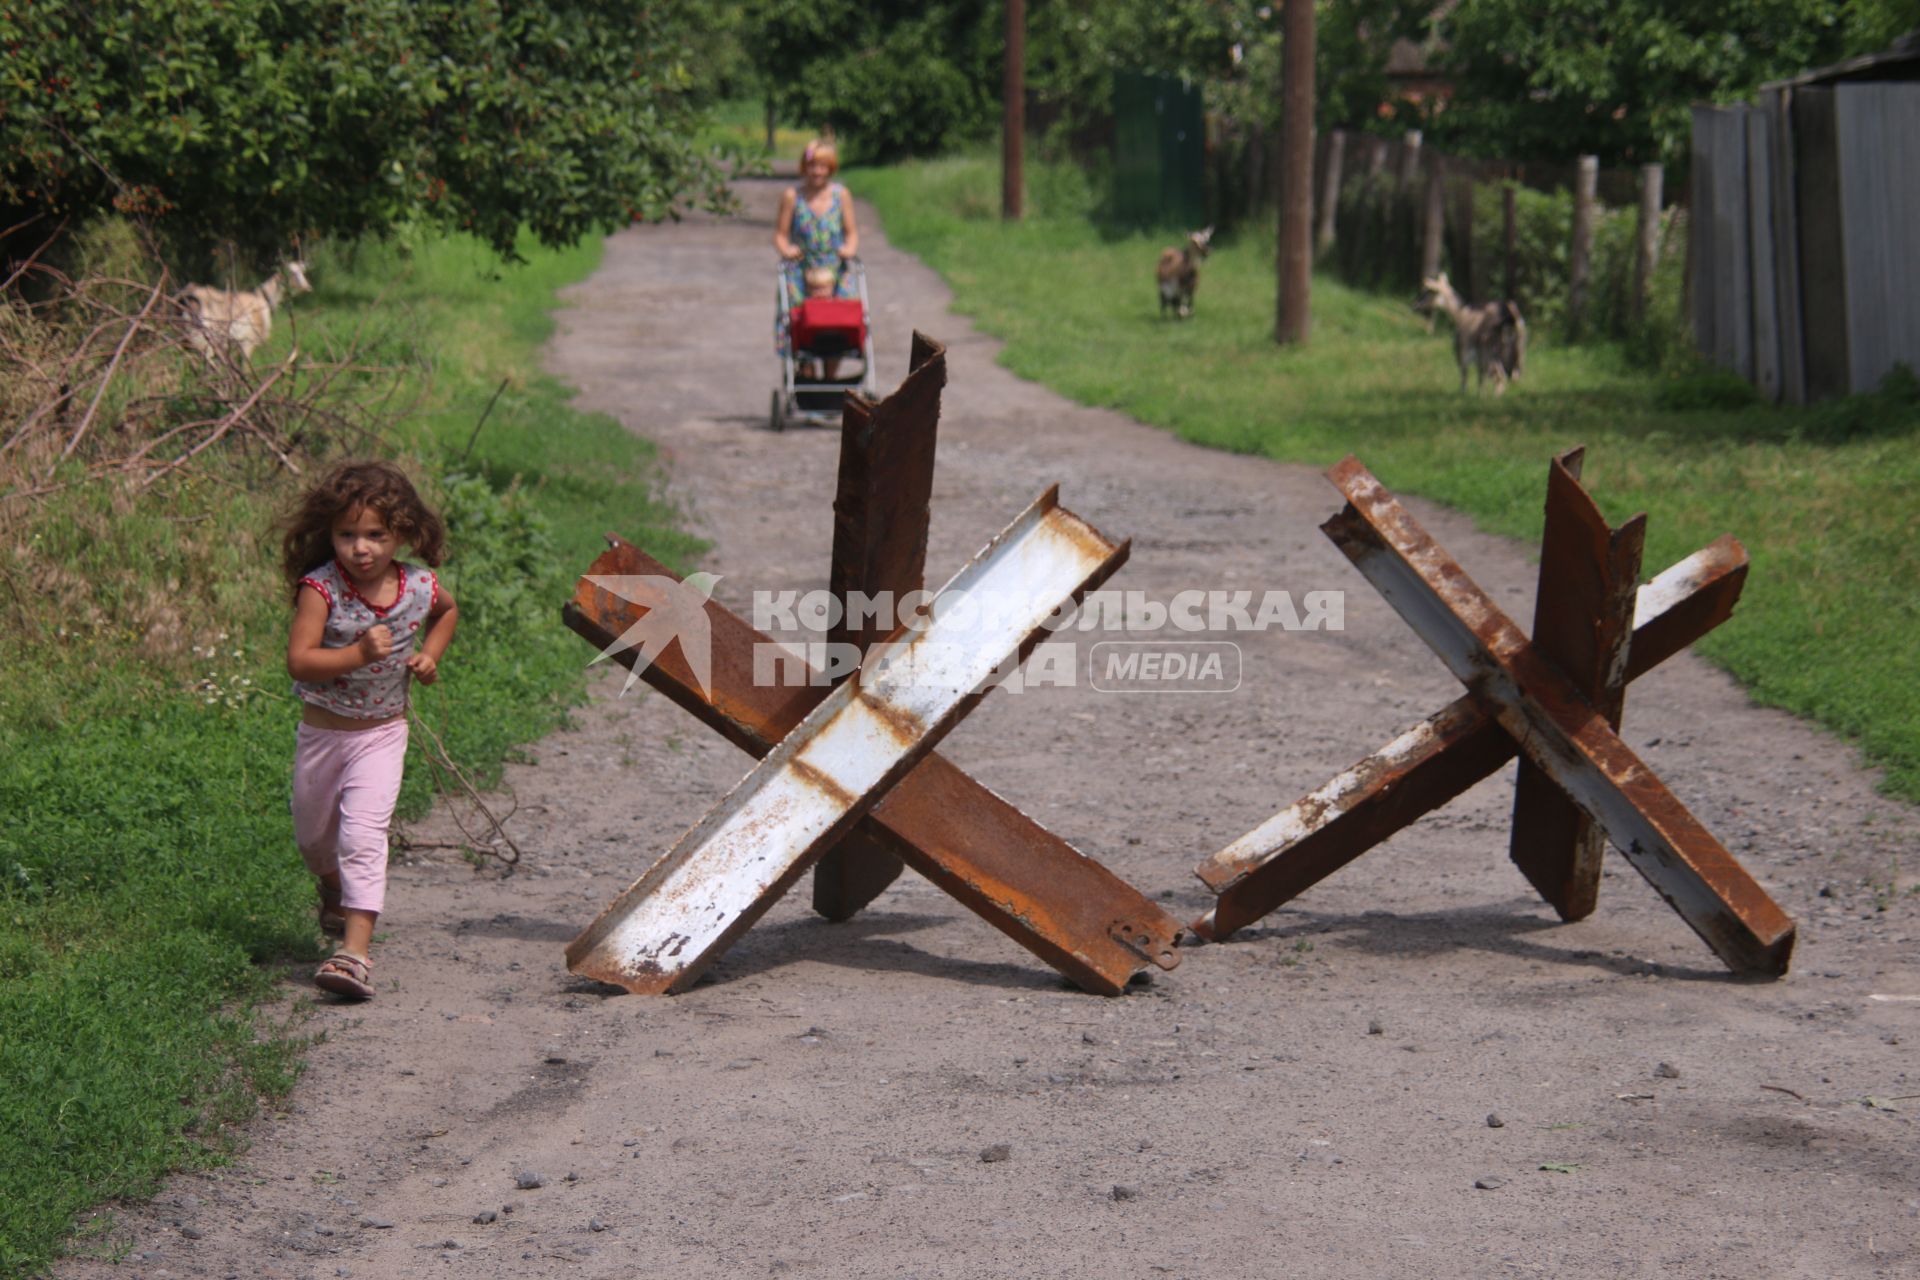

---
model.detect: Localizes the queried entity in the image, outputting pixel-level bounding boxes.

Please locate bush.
[752,1,1000,161]
[1,2,741,268]
[1799,362,1920,441]
[1651,367,1762,412]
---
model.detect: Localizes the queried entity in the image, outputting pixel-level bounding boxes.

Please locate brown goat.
[1156,227,1213,319]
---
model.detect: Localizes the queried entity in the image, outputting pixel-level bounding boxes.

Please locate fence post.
[1503,179,1518,301]
[1316,129,1344,257]
[1454,173,1476,301]
[1396,130,1423,191]
[1421,157,1446,280]
[1395,131,1424,285]
[1632,163,1664,324]
[1568,154,1598,339]
[1364,138,1390,285]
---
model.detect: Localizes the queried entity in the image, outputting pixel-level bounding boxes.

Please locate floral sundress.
[776,183,857,356]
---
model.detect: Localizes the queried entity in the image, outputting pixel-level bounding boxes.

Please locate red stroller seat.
[789,298,866,355]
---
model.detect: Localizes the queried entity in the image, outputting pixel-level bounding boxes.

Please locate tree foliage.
[739,1,1436,160]
[745,0,1003,160]
[1434,0,1914,164]
[0,1,740,267]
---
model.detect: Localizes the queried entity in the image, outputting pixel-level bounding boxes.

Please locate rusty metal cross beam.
[1194,451,1796,978]
[561,335,1183,995]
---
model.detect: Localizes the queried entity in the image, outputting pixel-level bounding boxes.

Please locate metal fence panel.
[1710,108,1754,379]
[1745,109,1783,400]
[1761,89,1808,403]
[1836,84,1920,393]
[1793,87,1851,401]
[1690,106,1719,359]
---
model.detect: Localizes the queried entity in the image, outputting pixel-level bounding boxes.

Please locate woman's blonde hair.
[800,138,839,174]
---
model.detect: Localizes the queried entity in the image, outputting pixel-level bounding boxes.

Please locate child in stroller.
[771,256,876,431]
[798,263,856,381]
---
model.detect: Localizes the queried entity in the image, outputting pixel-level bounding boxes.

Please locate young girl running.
[281,460,458,1000]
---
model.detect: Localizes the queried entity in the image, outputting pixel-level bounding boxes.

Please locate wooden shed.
[1690,34,1920,401]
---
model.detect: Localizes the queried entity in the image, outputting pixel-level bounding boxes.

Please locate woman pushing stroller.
[774,138,860,373]
[767,138,877,429]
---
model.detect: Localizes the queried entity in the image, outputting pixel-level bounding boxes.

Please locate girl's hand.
[406,651,438,685]
[359,624,393,664]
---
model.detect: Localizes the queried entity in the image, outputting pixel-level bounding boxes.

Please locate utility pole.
[1276,0,1315,344]
[1003,0,1025,220]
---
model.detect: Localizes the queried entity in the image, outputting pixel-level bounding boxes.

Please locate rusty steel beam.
[1509,447,1645,922]
[1322,457,1795,976]
[813,332,946,922]
[563,500,1183,995]
[1193,697,1513,941]
[1191,536,1749,941]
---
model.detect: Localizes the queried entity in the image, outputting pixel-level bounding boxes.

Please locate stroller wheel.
[769,388,785,433]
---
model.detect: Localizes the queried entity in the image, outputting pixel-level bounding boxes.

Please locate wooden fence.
[1277,129,1669,340]
[1692,83,1920,402]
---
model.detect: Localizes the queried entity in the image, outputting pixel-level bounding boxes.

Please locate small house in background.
[1382,35,1452,115]
[1690,32,1920,402]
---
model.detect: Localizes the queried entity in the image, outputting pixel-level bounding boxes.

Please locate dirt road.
[64,180,1919,1279]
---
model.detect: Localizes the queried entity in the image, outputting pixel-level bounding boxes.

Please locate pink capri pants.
[292,719,409,915]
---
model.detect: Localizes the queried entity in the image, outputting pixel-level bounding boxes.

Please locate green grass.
[851,150,1920,803]
[0,229,698,1272]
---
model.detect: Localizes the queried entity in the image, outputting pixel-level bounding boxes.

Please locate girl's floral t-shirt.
[292,560,437,719]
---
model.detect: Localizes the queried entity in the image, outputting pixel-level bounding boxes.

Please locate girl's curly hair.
[279,459,446,603]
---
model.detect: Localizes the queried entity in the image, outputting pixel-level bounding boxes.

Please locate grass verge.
[852,150,1920,803]
[0,228,698,1272]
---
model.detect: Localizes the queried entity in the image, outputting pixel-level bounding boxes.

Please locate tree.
[747,0,1003,161]
[0,1,739,267]
[1434,0,1913,165]
[1277,0,1314,344]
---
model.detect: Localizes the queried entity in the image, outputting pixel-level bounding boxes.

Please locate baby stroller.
[771,258,878,431]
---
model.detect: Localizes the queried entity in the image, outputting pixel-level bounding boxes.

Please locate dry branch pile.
[1,227,420,669]
[3,255,410,509]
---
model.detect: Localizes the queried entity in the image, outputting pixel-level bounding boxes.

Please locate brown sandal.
[314,952,375,1000]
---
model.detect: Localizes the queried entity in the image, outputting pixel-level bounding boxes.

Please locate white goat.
[178,261,311,363]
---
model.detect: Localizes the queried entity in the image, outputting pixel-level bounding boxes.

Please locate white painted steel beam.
[566,487,1128,994]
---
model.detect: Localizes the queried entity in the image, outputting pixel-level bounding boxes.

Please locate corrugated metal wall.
[1691,84,1920,401]
[1835,85,1920,395]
